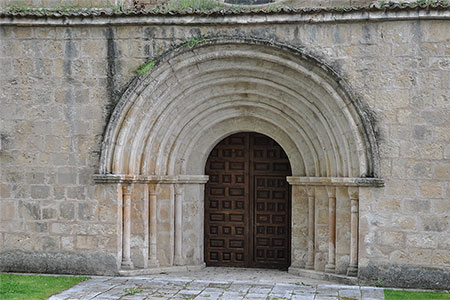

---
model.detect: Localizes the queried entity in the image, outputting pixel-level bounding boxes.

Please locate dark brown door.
[204,132,291,269]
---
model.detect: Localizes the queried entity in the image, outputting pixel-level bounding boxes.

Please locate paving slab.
[48,267,385,300]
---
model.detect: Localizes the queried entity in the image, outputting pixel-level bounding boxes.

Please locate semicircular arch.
[99,37,380,179]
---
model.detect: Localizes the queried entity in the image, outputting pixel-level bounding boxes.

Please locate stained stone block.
[78,202,97,221]
[30,185,50,199]
[60,203,75,220]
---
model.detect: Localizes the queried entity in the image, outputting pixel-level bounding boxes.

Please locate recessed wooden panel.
[222,226,231,235]
[210,162,225,170]
[210,239,225,247]
[222,175,231,183]
[230,214,244,222]
[230,240,244,248]
[229,188,245,196]
[222,201,232,209]
[205,132,291,269]
[210,188,225,196]
[230,162,245,170]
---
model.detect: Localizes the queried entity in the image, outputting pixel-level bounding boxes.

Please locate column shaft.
[325,186,336,273]
[306,186,315,270]
[174,184,183,265]
[148,184,159,266]
[347,187,359,276]
[121,184,134,269]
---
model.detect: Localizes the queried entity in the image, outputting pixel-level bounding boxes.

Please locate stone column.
[121,184,134,269]
[325,186,336,273]
[174,184,184,265]
[306,186,315,270]
[148,184,159,266]
[347,186,359,276]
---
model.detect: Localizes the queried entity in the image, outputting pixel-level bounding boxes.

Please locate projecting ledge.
[93,174,209,184]
[286,177,384,187]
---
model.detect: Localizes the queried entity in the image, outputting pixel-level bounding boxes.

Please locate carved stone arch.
[99,37,381,179]
[94,37,384,276]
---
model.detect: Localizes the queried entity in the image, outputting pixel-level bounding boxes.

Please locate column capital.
[149,183,161,196]
[122,183,133,196]
[348,186,359,201]
[306,186,315,198]
[326,186,336,198]
[175,183,185,196]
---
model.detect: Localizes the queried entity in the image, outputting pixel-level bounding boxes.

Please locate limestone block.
[42,236,59,251]
[67,186,86,200]
[62,236,76,251]
[78,202,97,221]
[378,231,405,248]
[385,180,417,197]
[390,215,417,231]
[419,181,443,198]
[76,235,98,250]
[406,248,433,265]
[406,233,438,249]
[4,233,41,251]
[42,207,56,220]
[420,215,449,232]
[59,202,75,220]
[18,200,41,220]
[12,27,32,39]
[425,21,450,42]
[1,201,15,221]
[434,163,450,180]
[403,199,431,213]
[431,249,450,266]
[431,199,450,214]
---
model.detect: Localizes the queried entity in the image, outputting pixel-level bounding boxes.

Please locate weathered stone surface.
[359,262,450,290]
[0,250,118,275]
[0,11,449,290]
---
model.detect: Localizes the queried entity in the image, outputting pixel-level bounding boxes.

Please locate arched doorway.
[204,132,292,269]
[94,38,384,276]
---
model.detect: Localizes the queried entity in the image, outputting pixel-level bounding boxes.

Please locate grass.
[166,0,222,11]
[0,273,89,300]
[136,61,155,75]
[385,289,450,300]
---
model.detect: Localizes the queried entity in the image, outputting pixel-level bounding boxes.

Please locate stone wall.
[0,13,449,288]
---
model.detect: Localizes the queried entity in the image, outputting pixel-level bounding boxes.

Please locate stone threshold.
[118,263,206,276]
[289,267,361,286]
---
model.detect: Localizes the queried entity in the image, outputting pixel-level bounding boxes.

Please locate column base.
[148,258,159,268]
[121,259,134,270]
[174,256,184,266]
[346,264,358,277]
[325,263,335,273]
[305,262,315,270]
[288,267,360,285]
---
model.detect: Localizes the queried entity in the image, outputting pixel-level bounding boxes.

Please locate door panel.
[205,132,291,269]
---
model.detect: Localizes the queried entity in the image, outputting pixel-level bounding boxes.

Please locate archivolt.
[99,37,380,178]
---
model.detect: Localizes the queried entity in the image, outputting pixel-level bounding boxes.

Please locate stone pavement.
[49,268,385,300]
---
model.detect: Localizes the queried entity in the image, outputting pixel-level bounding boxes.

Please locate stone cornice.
[0,6,449,26]
[286,176,384,187]
[92,174,209,184]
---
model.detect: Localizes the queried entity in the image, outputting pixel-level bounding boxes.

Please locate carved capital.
[348,186,359,201]
[326,186,336,198]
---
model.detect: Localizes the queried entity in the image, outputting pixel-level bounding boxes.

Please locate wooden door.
[205,132,291,269]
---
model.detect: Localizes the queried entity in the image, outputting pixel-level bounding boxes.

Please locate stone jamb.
[287,176,374,277]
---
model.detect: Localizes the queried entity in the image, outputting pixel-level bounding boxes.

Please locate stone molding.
[286,176,384,187]
[1,9,450,26]
[93,174,209,184]
[98,37,381,178]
